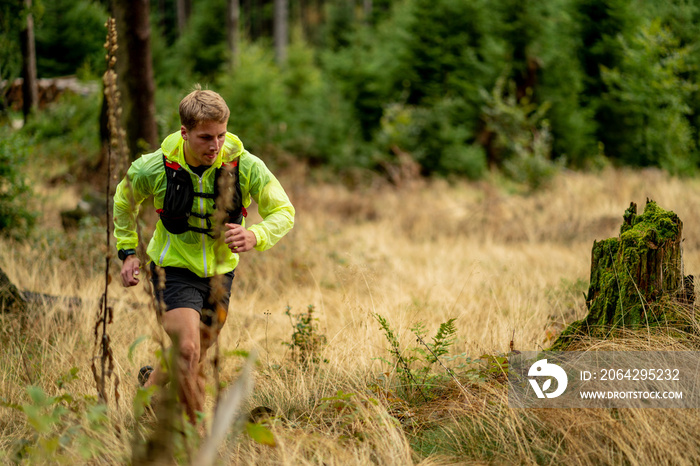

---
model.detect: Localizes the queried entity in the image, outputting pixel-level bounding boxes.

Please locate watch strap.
[118,249,136,261]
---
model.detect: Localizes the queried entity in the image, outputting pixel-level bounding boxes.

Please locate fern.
[374,313,463,402]
[427,318,457,364]
[373,313,426,401]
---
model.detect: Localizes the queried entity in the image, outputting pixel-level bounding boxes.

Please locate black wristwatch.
[118,248,136,261]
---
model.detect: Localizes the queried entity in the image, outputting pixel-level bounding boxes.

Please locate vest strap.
[159,154,245,237]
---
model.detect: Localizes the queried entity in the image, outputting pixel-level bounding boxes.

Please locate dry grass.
[1,166,700,464]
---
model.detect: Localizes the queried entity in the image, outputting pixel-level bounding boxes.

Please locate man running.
[113,86,294,423]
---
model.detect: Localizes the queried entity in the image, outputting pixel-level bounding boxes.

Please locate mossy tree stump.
[552,200,694,349]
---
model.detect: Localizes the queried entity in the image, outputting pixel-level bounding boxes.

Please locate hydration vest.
[156,155,247,237]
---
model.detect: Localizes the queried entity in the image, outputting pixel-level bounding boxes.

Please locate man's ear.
[181,125,188,140]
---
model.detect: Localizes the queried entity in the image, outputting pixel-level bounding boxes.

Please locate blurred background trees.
[2,0,700,193]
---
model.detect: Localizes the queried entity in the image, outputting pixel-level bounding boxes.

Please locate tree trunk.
[156,0,167,31]
[176,0,191,35]
[363,0,372,23]
[553,200,695,349]
[274,0,288,65]
[112,0,159,159]
[19,0,38,123]
[228,0,240,70]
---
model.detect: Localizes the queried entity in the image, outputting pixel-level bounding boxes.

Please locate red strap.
[165,160,181,170]
[241,206,247,217]
[156,208,164,214]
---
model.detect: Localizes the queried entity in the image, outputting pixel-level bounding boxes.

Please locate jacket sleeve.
[113,154,158,251]
[242,153,295,251]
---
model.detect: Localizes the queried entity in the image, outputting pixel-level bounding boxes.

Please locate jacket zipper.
[197,174,208,277]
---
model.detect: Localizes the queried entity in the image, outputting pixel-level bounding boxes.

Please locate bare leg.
[142,306,228,424]
[195,305,228,402]
[145,307,203,424]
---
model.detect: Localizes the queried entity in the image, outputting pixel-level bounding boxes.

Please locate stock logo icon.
[528,359,568,399]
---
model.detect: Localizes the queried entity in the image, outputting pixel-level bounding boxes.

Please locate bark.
[363,0,372,23]
[274,0,288,65]
[19,0,38,122]
[228,0,240,70]
[0,266,27,314]
[176,0,191,35]
[112,0,159,158]
[0,265,84,321]
[553,200,695,349]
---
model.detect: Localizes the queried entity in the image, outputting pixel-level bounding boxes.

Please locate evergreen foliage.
[601,20,698,174]
[34,0,109,78]
[0,132,36,240]
[174,0,230,80]
[3,0,700,183]
[480,75,558,190]
[217,40,361,167]
[500,0,596,166]
[0,1,24,90]
[20,92,102,165]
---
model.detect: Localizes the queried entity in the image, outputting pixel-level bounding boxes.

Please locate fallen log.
[0,266,83,316]
[0,266,27,314]
[20,291,82,312]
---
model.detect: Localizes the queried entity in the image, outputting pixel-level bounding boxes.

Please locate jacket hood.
[160,131,245,168]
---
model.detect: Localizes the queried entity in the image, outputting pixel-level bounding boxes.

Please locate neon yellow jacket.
[113,131,295,277]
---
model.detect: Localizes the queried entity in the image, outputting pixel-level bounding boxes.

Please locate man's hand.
[120,255,141,287]
[224,223,257,253]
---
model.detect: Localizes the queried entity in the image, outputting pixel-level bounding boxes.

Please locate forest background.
[2,0,700,464]
[3,0,700,198]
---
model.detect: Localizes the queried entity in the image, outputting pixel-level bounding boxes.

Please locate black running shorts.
[149,262,235,327]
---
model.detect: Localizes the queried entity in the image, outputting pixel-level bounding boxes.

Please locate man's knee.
[178,339,200,370]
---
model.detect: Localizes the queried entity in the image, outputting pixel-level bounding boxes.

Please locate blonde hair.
[179,84,230,130]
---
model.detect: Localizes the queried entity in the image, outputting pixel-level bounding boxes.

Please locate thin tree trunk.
[157,0,167,31]
[19,0,38,123]
[228,0,240,70]
[274,0,288,65]
[363,0,372,23]
[177,0,191,35]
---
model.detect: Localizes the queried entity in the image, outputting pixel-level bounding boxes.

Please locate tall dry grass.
[1,166,700,464]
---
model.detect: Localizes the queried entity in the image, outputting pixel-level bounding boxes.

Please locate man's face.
[181,120,228,167]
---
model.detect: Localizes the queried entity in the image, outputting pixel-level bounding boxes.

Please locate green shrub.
[0,131,36,240]
[34,0,109,78]
[1,369,113,463]
[497,0,597,166]
[398,0,506,109]
[174,0,229,80]
[373,313,475,403]
[481,75,560,190]
[601,20,698,174]
[216,43,289,151]
[150,19,191,89]
[217,40,360,168]
[0,2,23,103]
[19,91,102,167]
[378,100,487,179]
[283,304,327,365]
[154,85,185,139]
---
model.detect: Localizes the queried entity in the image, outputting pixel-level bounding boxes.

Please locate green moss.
[620,200,680,241]
[552,200,688,349]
